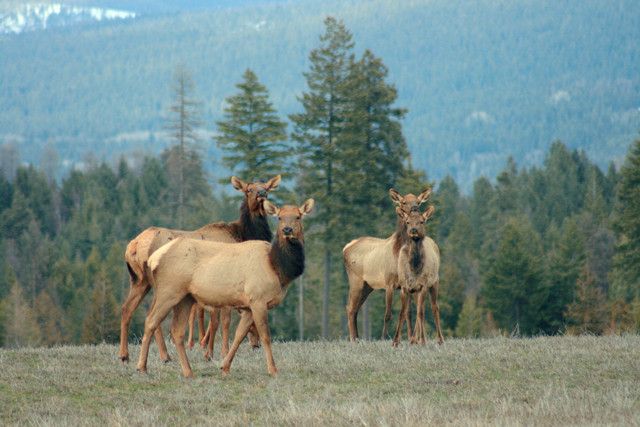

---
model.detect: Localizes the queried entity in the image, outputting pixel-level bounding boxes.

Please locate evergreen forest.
[1,18,639,348]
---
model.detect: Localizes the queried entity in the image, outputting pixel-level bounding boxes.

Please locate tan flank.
[118,175,280,363]
[392,206,443,346]
[136,199,314,377]
[343,188,432,341]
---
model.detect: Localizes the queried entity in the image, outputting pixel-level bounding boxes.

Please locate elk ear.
[300,198,315,216]
[417,188,432,205]
[265,174,281,190]
[389,188,403,205]
[231,176,247,192]
[395,206,407,220]
[263,200,279,217]
[422,205,435,221]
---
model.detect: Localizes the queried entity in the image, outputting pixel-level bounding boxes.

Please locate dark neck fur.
[392,216,411,257]
[238,200,272,242]
[268,237,305,286]
[409,238,425,275]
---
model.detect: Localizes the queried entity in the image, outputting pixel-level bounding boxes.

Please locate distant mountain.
[0,3,136,34]
[1,0,639,189]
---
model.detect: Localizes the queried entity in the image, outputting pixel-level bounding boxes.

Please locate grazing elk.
[136,199,314,377]
[343,188,432,341]
[393,206,443,347]
[119,175,280,363]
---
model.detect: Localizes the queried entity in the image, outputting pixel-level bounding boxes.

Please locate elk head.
[264,199,314,243]
[396,205,435,241]
[231,174,281,214]
[389,187,432,214]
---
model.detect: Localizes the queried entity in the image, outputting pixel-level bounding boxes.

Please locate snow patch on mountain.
[0,3,136,34]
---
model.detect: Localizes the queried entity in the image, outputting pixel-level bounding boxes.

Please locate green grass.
[1,336,639,425]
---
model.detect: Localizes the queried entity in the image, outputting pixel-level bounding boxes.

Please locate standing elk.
[393,206,443,347]
[343,188,432,341]
[119,174,280,363]
[137,199,314,377]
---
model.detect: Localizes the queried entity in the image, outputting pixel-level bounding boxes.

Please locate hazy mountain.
[1,0,638,189]
[0,3,136,34]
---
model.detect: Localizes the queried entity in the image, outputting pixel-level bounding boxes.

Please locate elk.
[118,174,280,363]
[343,188,431,341]
[392,206,443,347]
[136,199,314,377]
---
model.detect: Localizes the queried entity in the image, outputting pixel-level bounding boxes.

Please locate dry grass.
[1,336,639,426]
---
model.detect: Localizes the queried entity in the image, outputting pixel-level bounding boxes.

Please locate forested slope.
[1,0,639,188]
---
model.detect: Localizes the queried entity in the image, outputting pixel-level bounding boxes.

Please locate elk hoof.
[120,355,129,363]
[136,367,147,374]
[392,341,399,348]
[268,369,278,377]
[220,366,230,376]
[188,340,195,350]
[162,357,172,364]
[204,352,212,362]
[252,344,261,350]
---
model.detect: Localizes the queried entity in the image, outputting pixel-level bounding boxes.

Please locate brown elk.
[119,174,280,363]
[136,199,314,377]
[343,188,432,341]
[392,206,443,347]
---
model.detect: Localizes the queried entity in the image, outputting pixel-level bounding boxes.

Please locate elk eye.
[296,216,300,220]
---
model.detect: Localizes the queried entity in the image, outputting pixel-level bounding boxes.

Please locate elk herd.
[120,175,442,377]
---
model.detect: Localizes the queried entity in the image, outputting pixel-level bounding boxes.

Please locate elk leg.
[410,292,422,344]
[204,308,220,361]
[429,285,444,345]
[406,295,413,341]
[414,290,426,345]
[345,272,365,341]
[119,281,150,362]
[136,290,185,373]
[171,296,195,378]
[187,304,197,349]
[154,325,171,363]
[251,304,277,376]
[381,287,394,340]
[220,307,231,358]
[220,310,253,376]
[248,323,260,349]
[393,290,409,347]
[197,306,206,343]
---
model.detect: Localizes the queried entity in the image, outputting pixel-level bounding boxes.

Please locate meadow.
[1,335,638,425]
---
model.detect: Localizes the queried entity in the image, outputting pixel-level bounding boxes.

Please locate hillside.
[1,337,639,425]
[1,0,639,188]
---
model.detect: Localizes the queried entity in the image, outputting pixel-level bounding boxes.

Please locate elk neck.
[392,215,411,257]
[238,199,272,242]
[408,236,425,275]
[268,235,305,286]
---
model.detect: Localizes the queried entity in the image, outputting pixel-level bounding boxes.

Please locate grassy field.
[1,336,639,426]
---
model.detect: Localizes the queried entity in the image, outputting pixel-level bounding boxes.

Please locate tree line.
[0,18,639,347]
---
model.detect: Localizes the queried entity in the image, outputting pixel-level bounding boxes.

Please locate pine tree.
[542,217,585,332]
[336,49,408,237]
[216,69,288,184]
[165,66,202,228]
[611,138,640,301]
[455,294,484,337]
[482,217,546,335]
[1,280,41,347]
[290,17,355,338]
[565,267,608,335]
